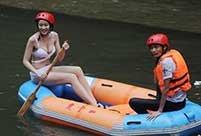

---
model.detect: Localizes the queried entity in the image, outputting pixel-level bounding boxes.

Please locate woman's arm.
[23,37,38,74]
[54,32,69,61]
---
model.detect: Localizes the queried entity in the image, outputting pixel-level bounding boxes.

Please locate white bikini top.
[32,32,56,64]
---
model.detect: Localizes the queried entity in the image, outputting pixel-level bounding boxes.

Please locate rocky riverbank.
[1,0,201,33]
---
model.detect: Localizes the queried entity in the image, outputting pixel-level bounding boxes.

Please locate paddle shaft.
[17,47,65,117]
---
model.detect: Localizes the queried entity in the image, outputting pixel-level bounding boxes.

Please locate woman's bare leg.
[52,66,97,102]
[42,71,97,106]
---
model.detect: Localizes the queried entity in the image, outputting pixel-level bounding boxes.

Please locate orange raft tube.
[19,76,201,135]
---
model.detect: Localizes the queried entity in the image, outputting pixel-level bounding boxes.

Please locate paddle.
[17,47,65,117]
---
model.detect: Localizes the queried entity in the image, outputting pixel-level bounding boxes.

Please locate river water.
[0,5,200,136]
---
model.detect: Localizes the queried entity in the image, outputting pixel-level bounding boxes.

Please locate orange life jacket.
[154,49,191,97]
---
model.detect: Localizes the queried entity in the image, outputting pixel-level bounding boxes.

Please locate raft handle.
[127,121,141,125]
[184,112,195,122]
[148,93,157,98]
[108,109,121,114]
[101,83,113,87]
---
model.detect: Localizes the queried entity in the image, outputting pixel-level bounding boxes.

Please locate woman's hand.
[147,110,161,120]
[62,40,70,51]
[36,71,47,80]
[58,40,70,62]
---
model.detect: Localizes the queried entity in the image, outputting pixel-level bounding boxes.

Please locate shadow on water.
[0,5,200,136]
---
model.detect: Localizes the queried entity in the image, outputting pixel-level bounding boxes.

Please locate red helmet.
[146,33,170,47]
[35,12,55,25]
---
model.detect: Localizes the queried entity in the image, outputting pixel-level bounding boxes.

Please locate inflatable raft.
[18,76,201,136]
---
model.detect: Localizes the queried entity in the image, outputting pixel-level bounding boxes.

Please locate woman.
[129,33,191,119]
[23,11,101,107]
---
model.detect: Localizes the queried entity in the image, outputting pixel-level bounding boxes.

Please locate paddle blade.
[17,92,36,117]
